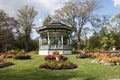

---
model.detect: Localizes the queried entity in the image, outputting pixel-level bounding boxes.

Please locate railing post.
[61,35,64,54]
[61,35,63,49]
[70,35,72,45]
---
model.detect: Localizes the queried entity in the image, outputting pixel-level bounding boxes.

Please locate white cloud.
[112,0,120,7]
[36,0,69,15]
[0,0,68,17]
[0,0,69,26]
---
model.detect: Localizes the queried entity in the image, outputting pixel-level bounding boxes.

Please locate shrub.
[14,54,31,60]
[53,51,59,55]
[76,53,96,59]
[7,50,17,55]
[72,50,81,54]
[8,49,25,55]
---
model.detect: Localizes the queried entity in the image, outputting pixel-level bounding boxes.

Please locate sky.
[0,0,120,39]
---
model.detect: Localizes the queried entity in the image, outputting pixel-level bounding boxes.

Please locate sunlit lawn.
[0,54,120,80]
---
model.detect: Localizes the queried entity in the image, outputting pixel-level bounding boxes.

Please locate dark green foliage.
[14,54,31,60]
[0,10,18,52]
[86,30,120,51]
[43,15,52,25]
[72,50,81,54]
[16,35,38,51]
[0,28,16,52]
[76,53,96,59]
[28,39,39,51]
[87,35,101,51]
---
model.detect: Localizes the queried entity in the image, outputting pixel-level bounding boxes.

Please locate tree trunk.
[25,40,29,52]
[77,34,81,50]
[25,33,30,52]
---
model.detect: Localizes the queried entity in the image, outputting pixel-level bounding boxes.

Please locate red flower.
[45,54,56,61]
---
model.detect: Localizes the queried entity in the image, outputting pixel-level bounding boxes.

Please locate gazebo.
[36,20,74,55]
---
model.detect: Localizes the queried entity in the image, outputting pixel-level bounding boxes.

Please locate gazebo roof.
[36,20,74,33]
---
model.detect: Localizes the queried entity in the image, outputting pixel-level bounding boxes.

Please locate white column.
[61,35,63,50]
[39,34,42,55]
[61,35,64,54]
[47,32,50,54]
[48,32,50,45]
[61,35,63,45]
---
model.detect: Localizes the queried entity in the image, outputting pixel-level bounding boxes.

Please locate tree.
[88,15,115,51]
[112,13,120,33]
[87,34,101,51]
[16,35,39,51]
[0,10,18,52]
[54,0,101,50]
[17,5,37,52]
[89,15,101,36]
[90,15,111,36]
[81,27,91,49]
[43,15,52,25]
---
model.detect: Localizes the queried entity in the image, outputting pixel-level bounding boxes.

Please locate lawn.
[0,54,120,80]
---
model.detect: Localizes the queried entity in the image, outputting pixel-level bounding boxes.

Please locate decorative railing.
[40,45,71,50]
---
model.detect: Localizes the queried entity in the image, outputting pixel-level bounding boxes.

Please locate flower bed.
[0,50,31,60]
[40,61,77,70]
[14,54,31,60]
[0,53,15,58]
[0,60,14,68]
[0,53,31,60]
[86,52,108,57]
[76,51,109,59]
[40,51,77,70]
[0,50,26,58]
[92,57,120,66]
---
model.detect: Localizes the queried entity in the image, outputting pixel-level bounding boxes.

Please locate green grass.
[0,54,120,80]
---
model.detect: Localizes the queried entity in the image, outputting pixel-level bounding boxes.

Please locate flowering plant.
[44,54,68,62]
[45,54,56,61]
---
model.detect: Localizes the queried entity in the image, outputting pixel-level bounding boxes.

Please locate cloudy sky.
[0,0,120,39]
